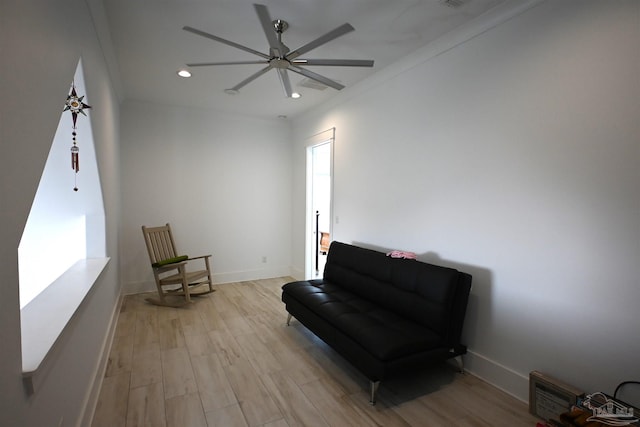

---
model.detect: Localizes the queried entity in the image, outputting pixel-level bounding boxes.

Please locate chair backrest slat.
[142,223,179,264]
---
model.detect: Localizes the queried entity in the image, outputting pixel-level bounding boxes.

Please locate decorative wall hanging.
[63,82,91,191]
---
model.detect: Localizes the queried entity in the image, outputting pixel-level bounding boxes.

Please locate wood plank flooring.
[92,277,540,427]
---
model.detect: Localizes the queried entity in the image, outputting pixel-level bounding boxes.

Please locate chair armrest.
[187,255,212,261]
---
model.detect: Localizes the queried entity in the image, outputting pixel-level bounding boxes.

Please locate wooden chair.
[142,223,214,307]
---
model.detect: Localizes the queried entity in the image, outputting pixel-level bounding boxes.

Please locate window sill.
[21,257,110,394]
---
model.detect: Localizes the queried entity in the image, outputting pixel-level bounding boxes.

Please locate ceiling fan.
[183,3,374,98]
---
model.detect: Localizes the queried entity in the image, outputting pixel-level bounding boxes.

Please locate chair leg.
[154,276,165,304]
[146,266,196,307]
[204,256,214,293]
[179,265,191,303]
[453,355,464,373]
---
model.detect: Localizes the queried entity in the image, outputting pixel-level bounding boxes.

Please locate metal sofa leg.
[454,354,465,373]
[286,313,292,326]
[369,381,380,405]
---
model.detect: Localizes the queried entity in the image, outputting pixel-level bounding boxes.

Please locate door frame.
[305,128,335,279]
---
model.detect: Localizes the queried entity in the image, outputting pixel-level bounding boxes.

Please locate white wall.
[292,0,640,401]
[0,0,121,425]
[119,101,293,293]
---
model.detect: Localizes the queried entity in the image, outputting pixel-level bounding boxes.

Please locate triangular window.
[18,59,105,309]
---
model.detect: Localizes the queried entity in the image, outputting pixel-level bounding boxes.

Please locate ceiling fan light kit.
[183,3,374,98]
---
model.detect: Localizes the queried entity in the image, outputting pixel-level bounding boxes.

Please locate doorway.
[306,129,334,279]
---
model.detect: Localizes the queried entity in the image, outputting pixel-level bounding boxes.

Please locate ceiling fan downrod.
[272,19,289,62]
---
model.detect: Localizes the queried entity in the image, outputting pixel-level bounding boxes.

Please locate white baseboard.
[213,266,292,284]
[464,350,530,403]
[124,279,155,295]
[78,290,123,427]
[123,266,295,295]
[288,266,305,281]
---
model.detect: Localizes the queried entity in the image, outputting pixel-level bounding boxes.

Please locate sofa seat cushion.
[283,280,443,361]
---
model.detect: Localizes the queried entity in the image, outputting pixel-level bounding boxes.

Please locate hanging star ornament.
[63,83,91,191]
[64,85,91,127]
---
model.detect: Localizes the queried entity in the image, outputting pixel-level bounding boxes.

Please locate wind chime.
[63,82,91,191]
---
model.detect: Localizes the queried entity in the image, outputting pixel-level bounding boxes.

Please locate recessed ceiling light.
[291,92,301,99]
[177,69,191,78]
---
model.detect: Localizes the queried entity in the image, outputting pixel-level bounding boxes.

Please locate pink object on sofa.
[386,250,417,259]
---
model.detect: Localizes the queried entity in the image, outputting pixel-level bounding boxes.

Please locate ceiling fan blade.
[276,68,293,98]
[186,60,269,67]
[183,26,269,59]
[288,65,345,91]
[291,59,374,67]
[254,4,287,57]
[287,23,355,60]
[228,64,274,92]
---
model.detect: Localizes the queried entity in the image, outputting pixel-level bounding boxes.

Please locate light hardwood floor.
[91,277,540,427]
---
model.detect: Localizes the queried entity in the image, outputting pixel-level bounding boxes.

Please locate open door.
[305,129,334,279]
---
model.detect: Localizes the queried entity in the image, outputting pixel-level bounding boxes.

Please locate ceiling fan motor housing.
[273,19,288,33]
[271,58,290,69]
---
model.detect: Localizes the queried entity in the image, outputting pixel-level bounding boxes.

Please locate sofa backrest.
[323,241,472,347]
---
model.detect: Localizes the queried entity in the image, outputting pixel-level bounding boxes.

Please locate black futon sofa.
[281,241,472,404]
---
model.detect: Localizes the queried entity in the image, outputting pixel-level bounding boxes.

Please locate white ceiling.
[102,0,507,119]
